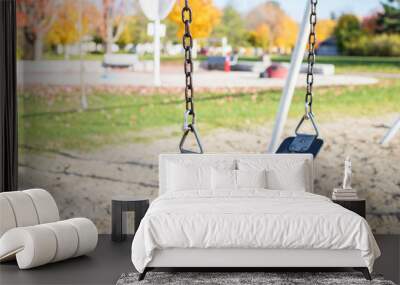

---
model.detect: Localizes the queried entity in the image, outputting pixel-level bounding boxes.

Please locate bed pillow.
[167,162,211,191]
[237,158,308,191]
[211,168,236,191]
[236,169,267,189]
[266,166,306,191]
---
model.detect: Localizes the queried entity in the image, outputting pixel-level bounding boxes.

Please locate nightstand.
[111,196,149,242]
[332,199,366,218]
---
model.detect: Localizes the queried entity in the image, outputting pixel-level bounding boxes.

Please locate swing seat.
[276,136,324,158]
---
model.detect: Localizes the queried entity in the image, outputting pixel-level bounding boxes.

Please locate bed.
[131,154,380,280]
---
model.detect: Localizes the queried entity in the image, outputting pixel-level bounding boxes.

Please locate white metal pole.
[153,18,161,86]
[380,117,400,145]
[267,1,312,153]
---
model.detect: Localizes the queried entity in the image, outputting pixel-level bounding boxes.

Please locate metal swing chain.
[182,0,194,128]
[179,0,203,153]
[305,0,318,119]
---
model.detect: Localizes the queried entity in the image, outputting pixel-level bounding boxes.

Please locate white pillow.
[167,162,211,191]
[266,166,306,191]
[211,168,236,191]
[238,158,307,191]
[236,169,267,189]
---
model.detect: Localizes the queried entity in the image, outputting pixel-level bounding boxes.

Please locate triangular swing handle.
[179,125,204,154]
[294,112,319,137]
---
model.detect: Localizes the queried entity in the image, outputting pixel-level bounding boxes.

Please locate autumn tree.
[362,14,379,34]
[274,15,298,52]
[46,0,99,59]
[100,0,128,53]
[168,0,221,39]
[316,19,336,44]
[249,24,271,51]
[246,2,298,52]
[17,0,60,60]
[211,5,248,48]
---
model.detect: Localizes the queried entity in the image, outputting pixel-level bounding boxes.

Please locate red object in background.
[224,54,231,72]
[266,64,288,78]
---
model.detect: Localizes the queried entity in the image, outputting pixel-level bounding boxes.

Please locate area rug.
[116,272,396,285]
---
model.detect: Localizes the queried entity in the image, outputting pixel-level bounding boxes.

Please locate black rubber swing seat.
[276,136,324,158]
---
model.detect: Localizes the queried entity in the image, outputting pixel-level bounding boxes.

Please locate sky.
[214,0,383,21]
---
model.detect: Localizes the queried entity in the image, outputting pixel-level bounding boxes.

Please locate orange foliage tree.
[246,2,298,53]
[168,0,221,39]
[316,19,336,44]
[17,0,60,60]
[274,16,298,52]
[250,24,271,51]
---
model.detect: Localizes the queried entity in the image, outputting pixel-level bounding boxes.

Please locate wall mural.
[16,0,400,234]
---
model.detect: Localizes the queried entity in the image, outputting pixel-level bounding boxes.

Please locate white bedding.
[131,190,380,273]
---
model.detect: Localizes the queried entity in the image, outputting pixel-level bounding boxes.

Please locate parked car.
[260,63,289,78]
[201,55,257,72]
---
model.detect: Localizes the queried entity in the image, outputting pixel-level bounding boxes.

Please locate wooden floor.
[0,235,399,285]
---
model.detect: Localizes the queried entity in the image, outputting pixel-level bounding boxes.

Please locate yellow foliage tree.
[274,15,299,52]
[47,0,99,57]
[116,16,135,48]
[316,19,336,44]
[168,0,221,39]
[251,24,271,51]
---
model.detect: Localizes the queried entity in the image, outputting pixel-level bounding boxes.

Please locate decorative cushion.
[266,166,306,191]
[236,169,267,189]
[163,156,236,193]
[238,159,307,191]
[211,168,236,191]
[167,162,212,191]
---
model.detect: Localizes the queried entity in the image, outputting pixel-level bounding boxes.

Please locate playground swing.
[275,0,324,157]
[178,0,323,157]
[178,0,203,154]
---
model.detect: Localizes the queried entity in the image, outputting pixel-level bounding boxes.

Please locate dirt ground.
[19,114,400,234]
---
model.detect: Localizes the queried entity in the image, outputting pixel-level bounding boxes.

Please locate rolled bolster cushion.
[0,218,98,269]
[62,218,98,257]
[23,189,60,224]
[0,226,57,269]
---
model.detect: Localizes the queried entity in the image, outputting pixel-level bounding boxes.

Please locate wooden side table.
[332,199,366,218]
[112,196,149,242]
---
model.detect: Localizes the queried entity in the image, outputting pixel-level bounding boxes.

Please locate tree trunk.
[23,28,35,60]
[23,39,34,60]
[105,16,113,54]
[34,32,44,61]
[64,45,70,60]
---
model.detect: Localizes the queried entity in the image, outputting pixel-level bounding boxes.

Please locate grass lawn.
[18,79,400,151]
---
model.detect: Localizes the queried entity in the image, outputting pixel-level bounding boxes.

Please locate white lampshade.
[139,0,176,21]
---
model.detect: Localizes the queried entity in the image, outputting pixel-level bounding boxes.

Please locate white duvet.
[131,190,380,273]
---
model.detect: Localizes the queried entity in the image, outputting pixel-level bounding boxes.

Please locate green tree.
[211,5,249,48]
[376,0,400,33]
[130,12,152,45]
[334,14,363,54]
[164,18,179,44]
